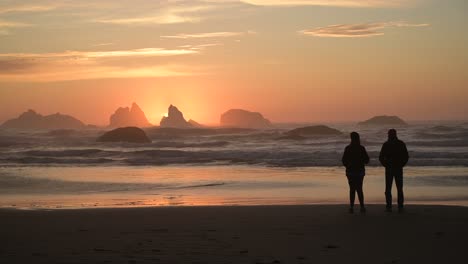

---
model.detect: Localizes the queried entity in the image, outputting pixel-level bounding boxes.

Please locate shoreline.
[2,201,468,211]
[2,204,468,263]
[2,165,468,209]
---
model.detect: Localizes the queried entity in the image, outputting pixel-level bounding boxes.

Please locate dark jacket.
[379,139,409,168]
[342,144,370,174]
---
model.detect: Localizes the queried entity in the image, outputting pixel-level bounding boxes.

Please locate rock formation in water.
[97,127,151,143]
[160,105,192,128]
[1,109,86,130]
[188,119,203,128]
[109,103,152,128]
[220,109,271,129]
[284,125,342,138]
[358,116,407,126]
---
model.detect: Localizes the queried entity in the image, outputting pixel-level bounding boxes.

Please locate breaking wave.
[1,123,468,167]
[2,148,468,167]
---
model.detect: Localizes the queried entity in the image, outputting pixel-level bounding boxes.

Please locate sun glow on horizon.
[0,0,467,123]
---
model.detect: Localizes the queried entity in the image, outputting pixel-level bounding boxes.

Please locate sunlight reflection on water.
[1,165,468,209]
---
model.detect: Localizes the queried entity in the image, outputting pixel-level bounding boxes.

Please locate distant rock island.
[109,103,152,128]
[358,116,407,126]
[1,109,86,130]
[280,125,342,140]
[97,127,151,143]
[160,105,192,128]
[188,119,203,128]
[220,109,272,129]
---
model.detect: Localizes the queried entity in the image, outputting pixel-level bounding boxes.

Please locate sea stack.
[1,109,86,130]
[358,116,407,126]
[97,127,151,143]
[220,109,271,129]
[160,105,192,128]
[284,125,342,138]
[109,103,152,128]
[188,119,203,128]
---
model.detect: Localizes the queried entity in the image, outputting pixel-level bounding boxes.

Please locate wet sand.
[1,205,467,263]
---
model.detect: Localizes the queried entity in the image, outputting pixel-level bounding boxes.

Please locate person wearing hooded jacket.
[342,132,370,213]
[379,129,409,212]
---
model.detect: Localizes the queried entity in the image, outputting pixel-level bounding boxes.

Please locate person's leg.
[395,167,404,208]
[356,176,364,208]
[385,168,393,210]
[349,182,356,208]
[347,176,355,213]
[357,177,366,213]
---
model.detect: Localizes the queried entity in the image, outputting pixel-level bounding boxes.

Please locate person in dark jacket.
[379,129,409,212]
[342,132,370,213]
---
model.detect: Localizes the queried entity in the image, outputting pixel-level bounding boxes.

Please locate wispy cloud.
[0,20,30,27]
[0,3,58,14]
[95,14,200,25]
[0,45,214,82]
[161,31,255,39]
[92,43,114,47]
[236,0,419,7]
[0,20,32,35]
[0,63,202,82]
[95,3,217,25]
[0,48,199,59]
[0,1,227,26]
[176,43,224,52]
[300,21,429,38]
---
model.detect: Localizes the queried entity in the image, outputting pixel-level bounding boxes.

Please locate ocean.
[1,122,468,209]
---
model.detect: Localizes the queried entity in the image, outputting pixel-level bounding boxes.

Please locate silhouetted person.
[342,132,369,213]
[379,129,409,212]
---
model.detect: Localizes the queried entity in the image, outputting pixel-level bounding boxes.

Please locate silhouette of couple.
[342,129,409,213]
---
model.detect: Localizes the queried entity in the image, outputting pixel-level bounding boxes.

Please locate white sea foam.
[1,122,468,208]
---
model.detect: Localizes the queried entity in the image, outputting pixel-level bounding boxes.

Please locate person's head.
[388,129,398,141]
[350,132,360,145]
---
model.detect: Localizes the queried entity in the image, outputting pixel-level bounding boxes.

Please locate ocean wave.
[406,175,468,186]
[415,131,468,140]
[407,140,468,147]
[0,174,227,194]
[0,141,20,148]
[145,127,258,139]
[150,141,230,148]
[2,123,468,167]
[1,157,115,165]
[24,149,104,157]
[2,147,467,167]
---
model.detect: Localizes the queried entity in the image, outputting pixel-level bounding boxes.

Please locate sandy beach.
[1,205,467,263]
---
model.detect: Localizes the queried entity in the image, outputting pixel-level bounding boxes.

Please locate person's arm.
[363,146,370,165]
[401,142,409,167]
[379,143,387,167]
[342,147,349,167]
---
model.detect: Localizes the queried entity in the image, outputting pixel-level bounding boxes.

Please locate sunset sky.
[0,0,467,126]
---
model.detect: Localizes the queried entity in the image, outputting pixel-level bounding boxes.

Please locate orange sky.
[0,0,467,125]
